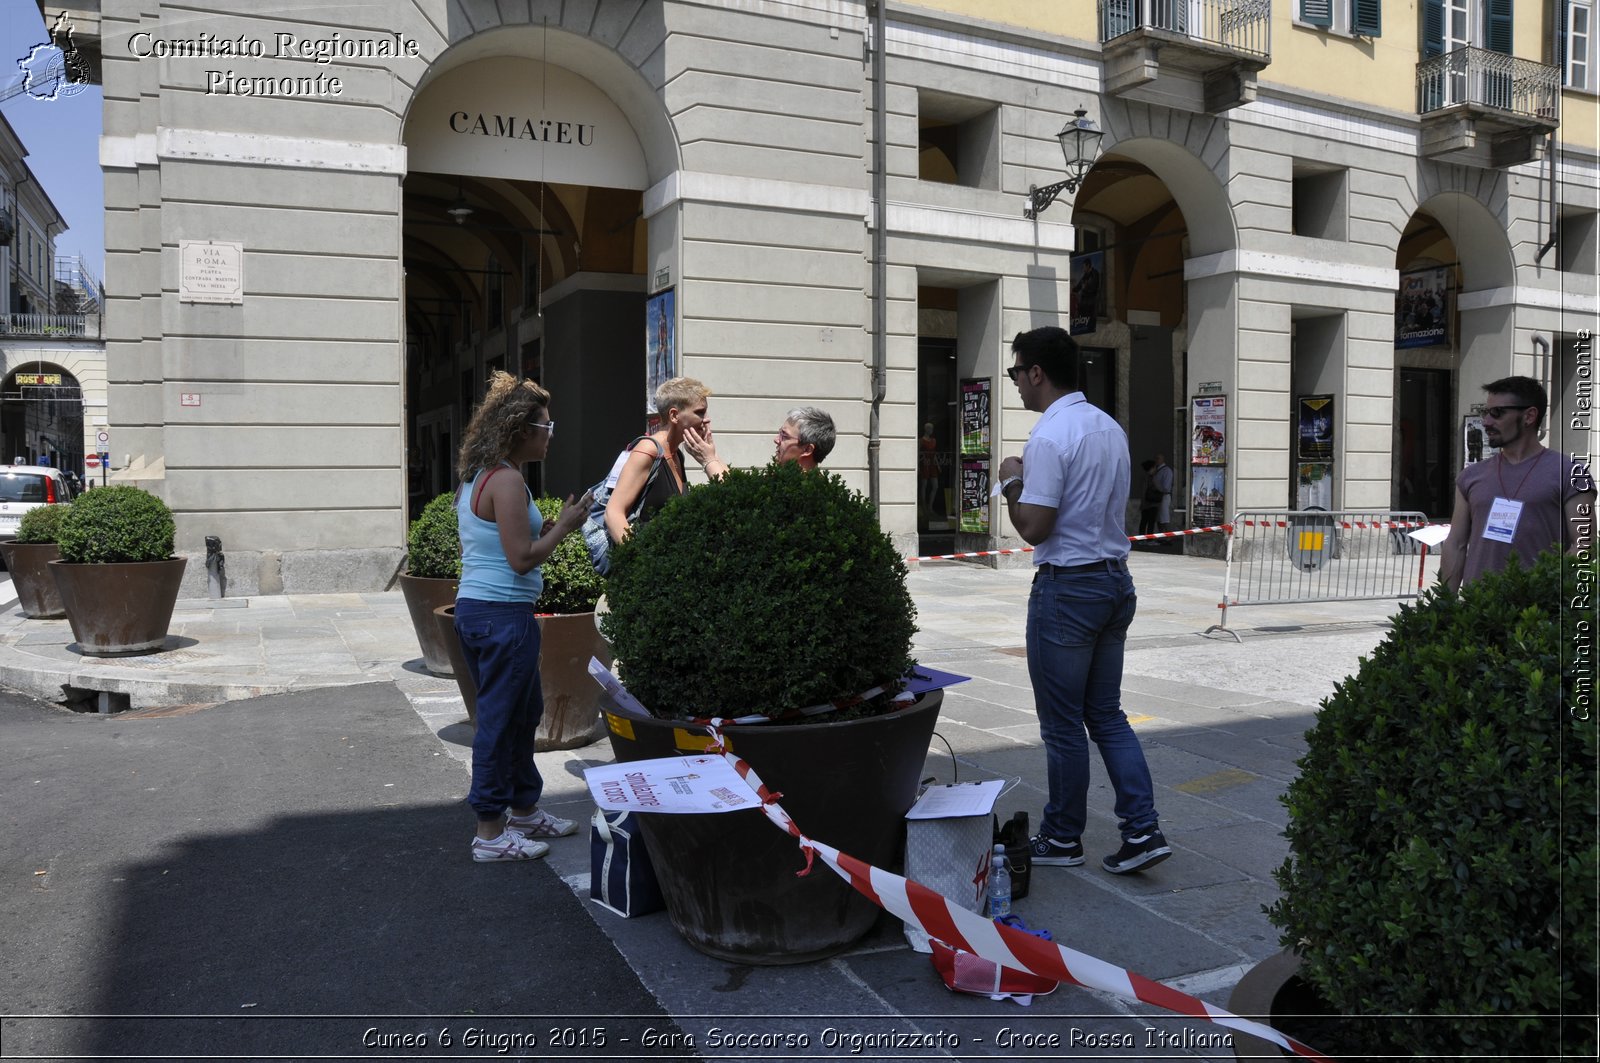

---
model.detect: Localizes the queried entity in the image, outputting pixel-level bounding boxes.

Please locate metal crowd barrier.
[1205,510,1432,641]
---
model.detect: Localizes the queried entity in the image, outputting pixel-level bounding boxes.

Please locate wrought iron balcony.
[1417,48,1560,167]
[0,313,100,338]
[1099,0,1272,113]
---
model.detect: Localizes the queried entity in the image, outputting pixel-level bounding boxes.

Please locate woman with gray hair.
[684,405,836,472]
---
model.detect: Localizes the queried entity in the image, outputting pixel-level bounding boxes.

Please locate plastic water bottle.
[987,854,1012,919]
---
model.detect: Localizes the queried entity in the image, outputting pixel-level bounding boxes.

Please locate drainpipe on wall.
[1532,334,1551,407]
[1535,132,1558,266]
[867,0,887,510]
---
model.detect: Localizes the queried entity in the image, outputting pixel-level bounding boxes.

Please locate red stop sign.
[85,455,101,468]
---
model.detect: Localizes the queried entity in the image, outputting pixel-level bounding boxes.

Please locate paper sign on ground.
[905,779,1004,820]
[1407,524,1450,547]
[584,755,762,815]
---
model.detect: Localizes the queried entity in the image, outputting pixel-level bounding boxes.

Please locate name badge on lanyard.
[1483,496,1522,544]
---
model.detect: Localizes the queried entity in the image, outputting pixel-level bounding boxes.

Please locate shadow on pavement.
[0,685,688,1062]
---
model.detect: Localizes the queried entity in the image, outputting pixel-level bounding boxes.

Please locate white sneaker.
[506,808,578,839]
[471,831,549,862]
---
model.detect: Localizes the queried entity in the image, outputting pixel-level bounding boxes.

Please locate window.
[1556,0,1592,89]
[1296,0,1383,35]
[1422,0,1512,56]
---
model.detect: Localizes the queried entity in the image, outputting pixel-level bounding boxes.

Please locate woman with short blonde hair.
[603,376,727,543]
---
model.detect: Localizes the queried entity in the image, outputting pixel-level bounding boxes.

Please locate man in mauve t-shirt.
[1440,375,1595,590]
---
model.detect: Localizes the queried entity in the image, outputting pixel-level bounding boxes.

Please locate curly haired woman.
[454,372,593,862]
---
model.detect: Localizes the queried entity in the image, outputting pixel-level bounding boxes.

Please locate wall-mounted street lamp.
[1023,108,1104,220]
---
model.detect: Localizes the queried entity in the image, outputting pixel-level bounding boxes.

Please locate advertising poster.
[1296,463,1334,510]
[1190,465,1226,526]
[645,288,675,413]
[960,460,990,534]
[1191,395,1227,465]
[1297,395,1334,462]
[1068,250,1105,336]
[959,378,991,457]
[1395,268,1449,349]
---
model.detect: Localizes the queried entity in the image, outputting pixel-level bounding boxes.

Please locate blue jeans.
[1025,563,1159,842]
[454,598,545,821]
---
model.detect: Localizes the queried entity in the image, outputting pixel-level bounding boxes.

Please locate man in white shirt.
[996,326,1170,875]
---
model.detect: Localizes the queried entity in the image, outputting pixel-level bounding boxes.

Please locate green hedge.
[15,502,69,545]
[1268,551,1597,1057]
[406,492,460,580]
[534,497,603,615]
[57,486,175,564]
[602,462,916,720]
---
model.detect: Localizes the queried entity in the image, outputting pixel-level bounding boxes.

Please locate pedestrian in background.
[1439,375,1595,590]
[996,326,1170,875]
[454,371,592,862]
[1150,453,1174,532]
[1137,459,1160,537]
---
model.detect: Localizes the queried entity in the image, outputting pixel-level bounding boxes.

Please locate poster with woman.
[645,289,675,414]
[1069,251,1104,336]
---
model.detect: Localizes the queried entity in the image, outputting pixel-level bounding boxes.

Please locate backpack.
[580,435,667,576]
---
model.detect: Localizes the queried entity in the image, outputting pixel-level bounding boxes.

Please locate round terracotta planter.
[0,541,65,618]
[50,557,187,655]
[1226,948,1301,1059]
[535,611,612,750]
[399,573,458,676]
[434,604,612,749]
[605,690,944,964]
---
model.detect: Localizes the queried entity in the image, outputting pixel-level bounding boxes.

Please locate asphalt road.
[0,683,688,1062]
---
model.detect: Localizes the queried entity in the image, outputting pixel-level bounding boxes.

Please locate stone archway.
[397,19,681,509]
[1,363,84,479]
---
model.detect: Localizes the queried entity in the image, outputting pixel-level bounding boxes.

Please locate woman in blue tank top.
[453,372,593,862]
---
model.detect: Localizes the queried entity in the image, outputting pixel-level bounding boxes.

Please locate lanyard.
[1495,449,1546,502]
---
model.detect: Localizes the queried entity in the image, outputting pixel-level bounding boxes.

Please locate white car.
[0,465,76,542]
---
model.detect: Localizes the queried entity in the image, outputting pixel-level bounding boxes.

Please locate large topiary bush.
[406,492,460,580]
[1268,550,1596,1058]
[602,462,917,721]
[57,486,175,564]
[534,496,603,614]
[16,502,69,544]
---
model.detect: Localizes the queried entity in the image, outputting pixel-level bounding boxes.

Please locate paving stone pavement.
[0,550,1429,1059]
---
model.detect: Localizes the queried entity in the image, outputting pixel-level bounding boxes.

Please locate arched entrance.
[1393,192,1516,517]
[400,35,670,516]
[1,363,84,479]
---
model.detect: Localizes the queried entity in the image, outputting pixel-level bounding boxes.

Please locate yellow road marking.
[1175,768,1258,794]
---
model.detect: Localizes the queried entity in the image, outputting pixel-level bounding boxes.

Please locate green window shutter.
[1422,0,1445,56]
[1301,0,1334,27]
[1555,1,1568,76]
[1352,0,1382,35]
[1484,0,1514,53]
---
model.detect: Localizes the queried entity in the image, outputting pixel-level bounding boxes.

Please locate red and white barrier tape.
[703,733,1329,1061]
[906,524,1231,563]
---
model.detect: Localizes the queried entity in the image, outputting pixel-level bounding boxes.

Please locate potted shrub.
[599,462,940,964]
[1237,552,1596,1059]
[0,502,71,618]
[433,496,611,749]
[49,485,185,655]
[398,492,460,676]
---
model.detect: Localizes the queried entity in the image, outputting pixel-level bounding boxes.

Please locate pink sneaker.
[470,831,549,862]
[506,808,577,839]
